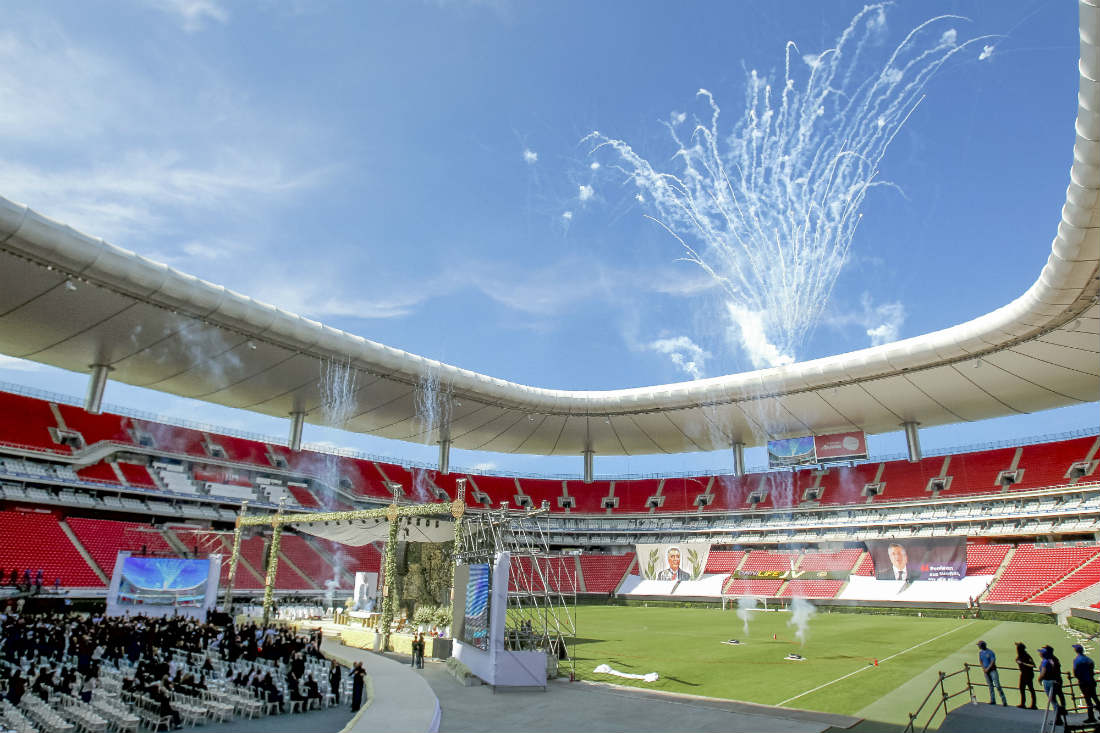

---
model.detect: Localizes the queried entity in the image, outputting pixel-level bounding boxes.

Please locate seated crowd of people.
[0,607,359,730]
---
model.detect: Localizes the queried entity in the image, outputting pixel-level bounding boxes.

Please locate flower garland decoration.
[223,500,247,609]
[261,522,283,624]
[379,513,400,640]
[230,496,466,631]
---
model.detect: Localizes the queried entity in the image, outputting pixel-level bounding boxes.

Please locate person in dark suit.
[876,543,921,581]
[656,547,691,581]
[328,661,341,705]
[350,662,366,712]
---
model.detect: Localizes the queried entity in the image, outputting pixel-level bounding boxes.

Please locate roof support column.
[902,421,922,463]
[288,411,305,452]
[438,438,451,475]
[732,441,746,478]
[582,449,594,484]
[83,364,112,414]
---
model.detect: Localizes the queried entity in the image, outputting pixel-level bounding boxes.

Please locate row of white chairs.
[0,699,39,733]
[51,693,109,733]
[14,695,74,733]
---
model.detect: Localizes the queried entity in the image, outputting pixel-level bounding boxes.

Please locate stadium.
[0,1,1097,733]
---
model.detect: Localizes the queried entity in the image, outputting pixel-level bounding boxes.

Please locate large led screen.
[462,563,492,651]
[116,557,211,607]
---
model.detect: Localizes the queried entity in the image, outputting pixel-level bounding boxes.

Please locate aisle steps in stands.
[301,535,354,587]
[276,539,323,591]
[56,519,109,584]
[1050,575,1100,616]
[159,527,192,558]
[1027,553,1100,603]
[984,545,1100,603]
[221,535,266,588]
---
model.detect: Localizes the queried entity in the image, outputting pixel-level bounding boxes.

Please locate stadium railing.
[905,663,1089,733]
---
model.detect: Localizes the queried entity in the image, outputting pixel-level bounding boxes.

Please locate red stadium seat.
[579,554,634,592]
[0,510,102,587]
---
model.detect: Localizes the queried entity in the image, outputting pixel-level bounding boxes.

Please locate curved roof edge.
[0,1,1095,456]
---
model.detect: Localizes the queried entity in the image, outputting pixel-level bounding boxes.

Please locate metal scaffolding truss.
[456,505,577,676]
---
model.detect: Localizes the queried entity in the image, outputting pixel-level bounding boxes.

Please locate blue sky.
[0,0,1094,477]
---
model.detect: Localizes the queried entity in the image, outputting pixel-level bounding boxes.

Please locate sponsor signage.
[767,430,869,468]
[734,569,850,580]
[814,431,868,461]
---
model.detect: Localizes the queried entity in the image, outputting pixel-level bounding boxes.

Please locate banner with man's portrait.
[635,543,711,582]
[866,537,967,581]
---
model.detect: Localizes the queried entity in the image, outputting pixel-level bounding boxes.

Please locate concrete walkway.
[321,638,441,733]
[413,657,857,733]
[321,635,858,733]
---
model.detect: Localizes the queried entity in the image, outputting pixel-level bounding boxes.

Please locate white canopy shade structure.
[0,1,1096,460]
[294,518,455,546]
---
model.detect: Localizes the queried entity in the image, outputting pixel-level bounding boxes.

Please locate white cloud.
[0,355,44,372]
[141,0,229,32]
[646,335,710,380]
[0,21,331,243]
[522,148,538,164]
[578,184,594,202]
[635,193,645,203]
[0,28,135,143]
[181,240,231,260]
[0,153,327,242]
[978,44,994,61]
[589,161,600,171]
[823,293,907,348]
[247,273,437,320]
[864,300,906,346]
[940,29,957,47]
[561,210,573,220]
[302,439,360,454]
[726,304,794,369]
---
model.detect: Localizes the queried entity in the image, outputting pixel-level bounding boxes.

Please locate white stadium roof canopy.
[0,1,1097,460]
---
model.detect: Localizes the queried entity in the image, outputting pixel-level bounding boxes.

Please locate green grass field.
[567,605,1077,728]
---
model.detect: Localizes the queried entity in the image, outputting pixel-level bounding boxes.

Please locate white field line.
[777,622,975,707]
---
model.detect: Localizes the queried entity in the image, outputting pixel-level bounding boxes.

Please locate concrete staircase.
[978,545,1017,602]
[1053,579,1100,617]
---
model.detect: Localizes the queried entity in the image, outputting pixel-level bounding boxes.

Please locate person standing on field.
[977,640,1007,706]
[1015,642,1037,709]
[1072,644,1099,724]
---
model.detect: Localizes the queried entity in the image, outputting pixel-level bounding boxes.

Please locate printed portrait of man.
[877,542,921,581]
[656,547,691,581]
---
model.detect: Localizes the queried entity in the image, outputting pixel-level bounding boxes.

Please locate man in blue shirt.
[1039,645,1067,726]
[1072,644,1099,724]
[977,640,1008,706]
